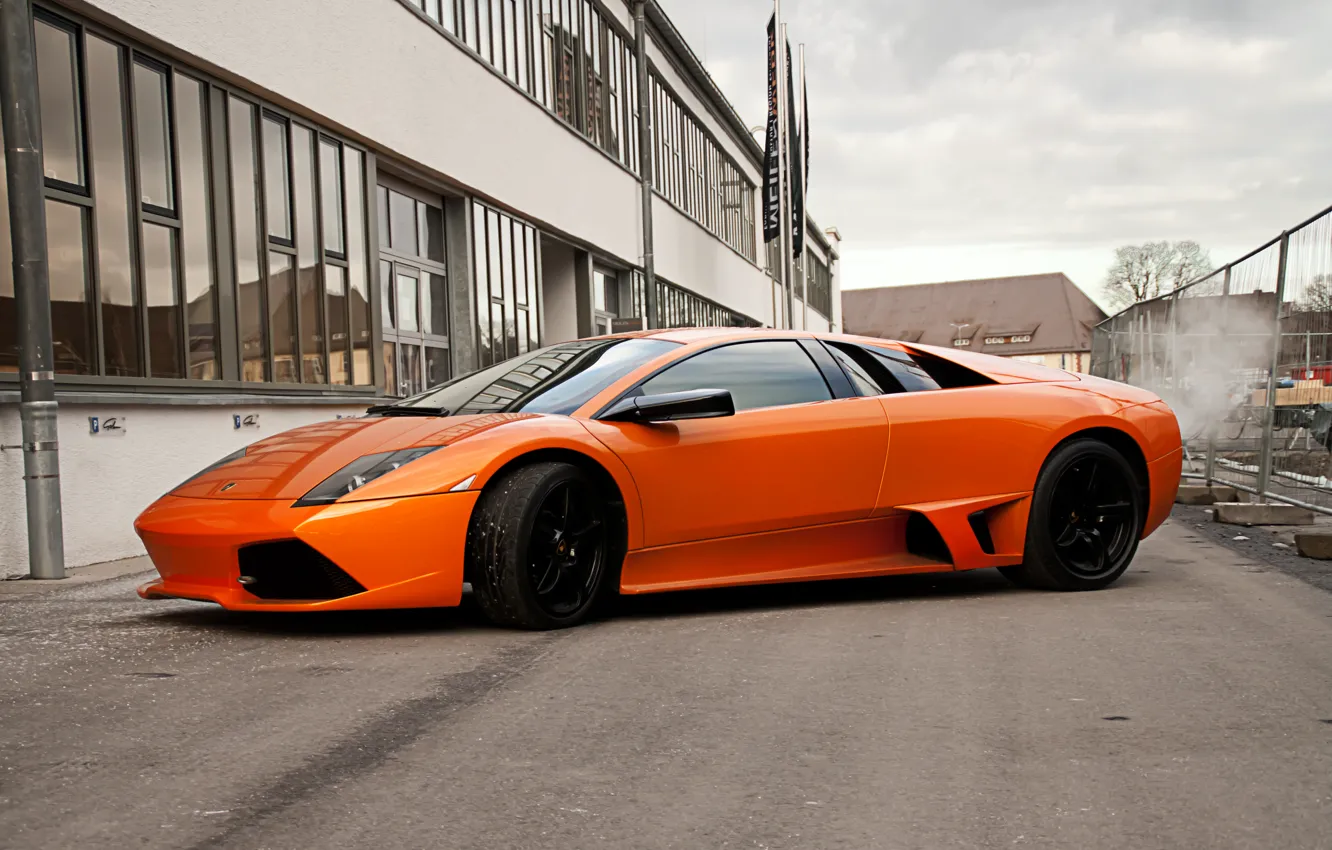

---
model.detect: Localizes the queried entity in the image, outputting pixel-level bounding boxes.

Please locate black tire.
[466,461,613,629]
[1001,438,1144,591]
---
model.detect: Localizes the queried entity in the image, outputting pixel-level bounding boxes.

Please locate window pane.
[380,259,395,329]
[424,203,445,263]
[85,35,139,377]
[174,76,218,380]
[0,122,12,370]
[487,210,503,300]
[592,269,607,312]
[269,252,297,382]
[513,230,527,306]
[398,342,423,396]
[383,340,398,395]
[34,20,83,186]
[442,0,457,32]
[425,346,449,388]
[503,0,516,80]
[344,148,372,385]
[425,0,441,24]
[262,115,291,241]
[396,271,419,332]
[229,97,266,381]
[325,264,350,385]
[45,200,93,374]
[133,62,174,210]
[292,125,323,382]
[143,224,182,379]
[389,190,417,255]
[501,220,517,356]
[423,271,447,336]
[477,0,492,62]
[641,341,832,412]
[320,139,344,254]
[525,228,539,351]
[473,203,492,366]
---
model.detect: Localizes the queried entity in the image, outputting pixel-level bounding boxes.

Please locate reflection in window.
[641,341,832,412]
[133,62,175,210]
[389,190,416,255]
[380,259,395,329]
[143,224,182,378]
[396,272,419,333]
[472,201,541,369]
[383,340,397,395]
[45,200,94,374]
[230,97,266,381]
[34,19,84,187]
[320,139,344,255]
[269,253,297,382]
[291,124,322,383]
[424,272,447,336]
[344,148,372,385]
[325,264,350,386]
[0,125,12,370]
[85,35,139,377]
[174,75,218,380]
[426,347,449,389]
[262,115,291,242]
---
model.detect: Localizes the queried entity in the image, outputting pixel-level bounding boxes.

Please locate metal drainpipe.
[1,0,66,579]
[633,1,658,330]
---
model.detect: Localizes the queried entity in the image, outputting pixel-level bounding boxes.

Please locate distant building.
[842,273,1107,373]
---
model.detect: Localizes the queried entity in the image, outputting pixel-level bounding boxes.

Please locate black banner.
[788,41,803,258]
[762,13,780,243]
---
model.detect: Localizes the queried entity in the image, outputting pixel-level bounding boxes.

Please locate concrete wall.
[0,402,367,578]
[541,240,579,344]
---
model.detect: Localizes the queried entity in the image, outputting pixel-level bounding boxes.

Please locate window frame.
[0,3,382,397]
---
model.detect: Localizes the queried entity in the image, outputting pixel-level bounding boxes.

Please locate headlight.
[172,446,248,492]
[293,446,442,507]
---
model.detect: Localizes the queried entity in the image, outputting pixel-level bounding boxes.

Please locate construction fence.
[1091,202,1332,513]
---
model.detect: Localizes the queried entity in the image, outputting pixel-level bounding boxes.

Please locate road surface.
[2,519,1330,849]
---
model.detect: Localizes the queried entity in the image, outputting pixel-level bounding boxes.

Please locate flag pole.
[777,20,794,329]
[798,43,808,330]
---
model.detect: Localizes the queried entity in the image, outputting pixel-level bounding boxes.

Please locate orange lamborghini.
[135,328,1182,629]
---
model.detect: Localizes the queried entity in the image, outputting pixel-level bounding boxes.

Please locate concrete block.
[1175,485,1239,506]
[1295,532,1332,560]
[1212,502,1316,527]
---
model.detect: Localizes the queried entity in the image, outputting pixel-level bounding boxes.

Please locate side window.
[827,342,941,394]
[640,341,833,412]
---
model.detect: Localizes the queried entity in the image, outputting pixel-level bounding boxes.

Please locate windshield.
[386,337,680,416]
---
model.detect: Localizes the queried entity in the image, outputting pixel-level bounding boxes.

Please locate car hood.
[171,412,542,500]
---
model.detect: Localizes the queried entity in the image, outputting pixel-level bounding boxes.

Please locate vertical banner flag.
[788,40,803,258]
[762,13,781,243]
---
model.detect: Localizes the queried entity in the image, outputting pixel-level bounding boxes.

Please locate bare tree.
[1295,275,1332,313]
[1102,241,1214,309]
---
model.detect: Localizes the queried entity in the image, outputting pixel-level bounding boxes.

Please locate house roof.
[841,273,1108,356]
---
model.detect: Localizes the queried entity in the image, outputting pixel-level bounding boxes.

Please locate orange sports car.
[135,328,1182,629]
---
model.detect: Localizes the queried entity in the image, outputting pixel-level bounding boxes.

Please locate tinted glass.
[324,264,349,385]
[319,140,344,254]
[398,341,423,396]
[423,271,447,336]
[423,203,445,262]
[343,148,371,384]
[0,122,12,371]
[382,340,397,395]
[262,115,291,241]
[389,190,416,254]
[229,97,265,381]
[396,271,419,332]
[827,344,884,396]
[425,346,449,388]
[376,185,390,250]
[85,35,138,377]
[34,20,83,186]
[143,224,182,378]
[175,75,218,380]
[380,259,394,328]
[269,252,297,382]
[642,341,832,412]
[292,125,322,382]
[393,338,678,416]
[868,347,941,392]
[133,62,174,210]
[45,200,93,374]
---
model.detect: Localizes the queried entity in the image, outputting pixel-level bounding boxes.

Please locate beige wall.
[1005,352,1091,373]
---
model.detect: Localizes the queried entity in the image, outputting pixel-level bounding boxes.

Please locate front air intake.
[236,540,367,600]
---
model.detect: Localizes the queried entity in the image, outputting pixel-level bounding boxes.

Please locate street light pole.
[1,0,66,579]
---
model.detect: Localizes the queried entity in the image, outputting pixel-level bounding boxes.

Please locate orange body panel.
[133,327,1183,612]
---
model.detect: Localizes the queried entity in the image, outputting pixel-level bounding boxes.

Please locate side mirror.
[600,388,735,423]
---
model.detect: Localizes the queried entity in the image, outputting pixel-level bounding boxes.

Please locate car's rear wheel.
[1001,438,1144,591]
[466,461,611,629]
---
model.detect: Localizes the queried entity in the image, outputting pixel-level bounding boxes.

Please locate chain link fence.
[1091,203,1332,513]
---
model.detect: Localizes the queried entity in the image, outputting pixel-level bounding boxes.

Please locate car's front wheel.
[466,461,611,629]
[1001,438,1144,591]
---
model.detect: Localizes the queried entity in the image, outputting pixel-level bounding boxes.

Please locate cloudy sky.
[659,0,1332,308]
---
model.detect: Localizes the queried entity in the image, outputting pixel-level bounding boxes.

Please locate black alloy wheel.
[1001,438,1144,591]
[467,461,614,629]
[528,480,607,618]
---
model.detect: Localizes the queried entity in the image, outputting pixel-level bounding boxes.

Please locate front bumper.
[134,491,480,611]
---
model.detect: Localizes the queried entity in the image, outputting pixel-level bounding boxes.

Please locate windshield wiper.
[365,404,450,417]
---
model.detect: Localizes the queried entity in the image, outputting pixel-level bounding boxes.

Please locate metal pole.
[1256,233,1290,503]
[1,0,66,579]
[775,14,793,329]
[798,44,807,330]
[1206,266,1231,487]
[632,1,657,330]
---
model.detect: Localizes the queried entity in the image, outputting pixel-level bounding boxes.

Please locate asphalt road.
[3,519,1331,850]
